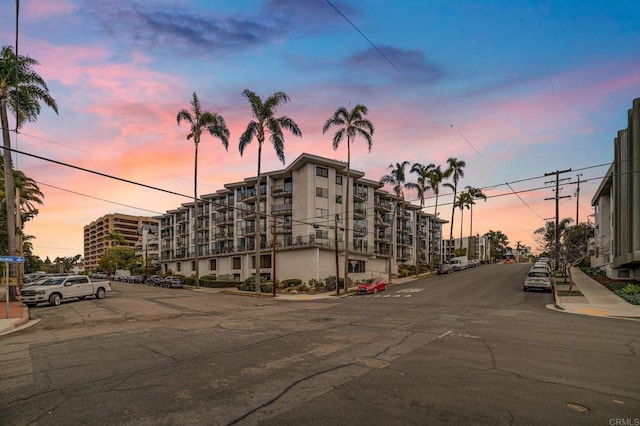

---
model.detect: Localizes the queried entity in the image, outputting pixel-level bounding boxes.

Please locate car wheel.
[96,288,106,299]
[49,293,61,306]
[384,285,388,291]
[523,287,528,292]
[373,287,378,294]
[78,296,86,300]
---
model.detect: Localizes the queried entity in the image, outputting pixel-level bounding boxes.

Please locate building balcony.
[271,184,293,197]
[353,189,368,201]
[215,200,231,211]
[374,199,392,212]
[353,226,367,237]
[271,204,293,215]
[238,207,257,220]
[353,208,366,219]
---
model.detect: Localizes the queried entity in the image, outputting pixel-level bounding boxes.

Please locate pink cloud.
[23,0,75,20]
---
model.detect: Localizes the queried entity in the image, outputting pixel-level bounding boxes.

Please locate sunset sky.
[1,0,639,261]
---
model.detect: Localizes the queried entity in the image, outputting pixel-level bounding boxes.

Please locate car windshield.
[363,279,377,284]
[528,271,550,277]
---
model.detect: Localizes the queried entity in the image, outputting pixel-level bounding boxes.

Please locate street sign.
[0,256,24,263]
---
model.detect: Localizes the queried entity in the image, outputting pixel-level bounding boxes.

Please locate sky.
[1,0,639,261]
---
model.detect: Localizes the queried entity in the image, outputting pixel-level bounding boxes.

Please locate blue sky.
[1,0,638,259]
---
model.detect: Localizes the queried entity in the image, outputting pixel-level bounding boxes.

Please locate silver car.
[523,269,553,292]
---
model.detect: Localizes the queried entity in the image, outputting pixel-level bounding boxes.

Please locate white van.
[450,256,469,271]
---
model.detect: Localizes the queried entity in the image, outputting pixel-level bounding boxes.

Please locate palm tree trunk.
[1,99,18,301]
[459,209,464,252]
[255,141,263,293]
[469,204,474,238]
[448,185,457,261]
[344,137,351,292]
[193,139,200,288]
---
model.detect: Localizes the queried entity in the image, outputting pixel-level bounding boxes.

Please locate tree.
[407,162,434,273]
[562,222,595,291]
[484,230,510,261]
[99,247,135,275]
[323,104,374,292]
[455,191,472,250]
[177,92,229,288]
[240,90,301,293]
[464,186,486,239]
[1,46,58,300]
[533,218,572,269]
[380,161,411,283]
[443,157,466,261]
[427,165,445,271]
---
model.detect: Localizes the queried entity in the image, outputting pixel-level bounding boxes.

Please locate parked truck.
[19,275,112,307]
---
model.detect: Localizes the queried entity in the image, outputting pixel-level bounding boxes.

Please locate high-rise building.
[83,213,159,271]
[159,153,446,283]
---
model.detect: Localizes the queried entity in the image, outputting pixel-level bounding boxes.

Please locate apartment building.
[591,97,640,280]
[159,153,445,283]
[83,213,159,271]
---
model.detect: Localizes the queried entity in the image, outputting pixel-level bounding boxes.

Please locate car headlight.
[36,290,45,295]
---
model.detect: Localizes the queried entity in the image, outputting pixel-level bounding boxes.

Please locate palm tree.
[1,46,58,300]
[407,162,434,274]
[177,92,229,288]
[464,186,487,239]
[323,105,374,292]
[443,157,466,260]
[455,191,472,252]
[427,165,445,271]
[240,89,301,293]
[380,161,410,283]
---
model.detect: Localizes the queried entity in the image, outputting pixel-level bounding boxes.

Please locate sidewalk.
[551,267,640,320]
[0,287,33,336]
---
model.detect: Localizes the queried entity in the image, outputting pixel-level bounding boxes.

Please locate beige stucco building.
[83,213,159,271]
[159,153,446,283]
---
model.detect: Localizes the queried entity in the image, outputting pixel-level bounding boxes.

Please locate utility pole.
[575,173,582,225]
[545,169,572,271]
[271,217,277,297]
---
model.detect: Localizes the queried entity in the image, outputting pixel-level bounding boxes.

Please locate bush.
[323,276,339,291]
[281,278,302,288]
[609,282,640,305]
[200,280,237,288]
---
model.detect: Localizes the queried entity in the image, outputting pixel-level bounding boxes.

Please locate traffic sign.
[0,256,24,263]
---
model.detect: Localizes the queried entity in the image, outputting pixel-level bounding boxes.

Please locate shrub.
[323,276,340,291]
[281,278,302,288]
[609,282,640,305]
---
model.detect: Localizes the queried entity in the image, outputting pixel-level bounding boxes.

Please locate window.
[191,261,195,271]
[316,166,329,177]
[316,229,329,239]
[209,259,217,270]
[260,254,272,268]
[336,175,343,185]
[347,259,365,273]
[176,263,181,272]
[316,208,328,218]
[316,187,328,198]
[232,257,241,269]
[336,195,342,204]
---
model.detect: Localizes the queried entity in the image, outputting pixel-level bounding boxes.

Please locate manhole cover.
[566,403,590,412]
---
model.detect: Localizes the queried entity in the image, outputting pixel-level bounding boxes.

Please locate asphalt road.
[1,264,638,425]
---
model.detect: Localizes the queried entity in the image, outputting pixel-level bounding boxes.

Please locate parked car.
[19,275,112,307]
[532,262,552,274]
[165,277,185,289]
[357,278,387,294]
[523,269,553,292]
[437,264,453,274]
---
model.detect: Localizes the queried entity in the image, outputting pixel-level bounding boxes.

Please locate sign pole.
[5,261,9,319]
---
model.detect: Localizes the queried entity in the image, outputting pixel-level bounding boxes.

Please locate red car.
[357,277,388,294]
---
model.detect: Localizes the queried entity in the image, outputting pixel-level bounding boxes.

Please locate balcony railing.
[271,204,293,215]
